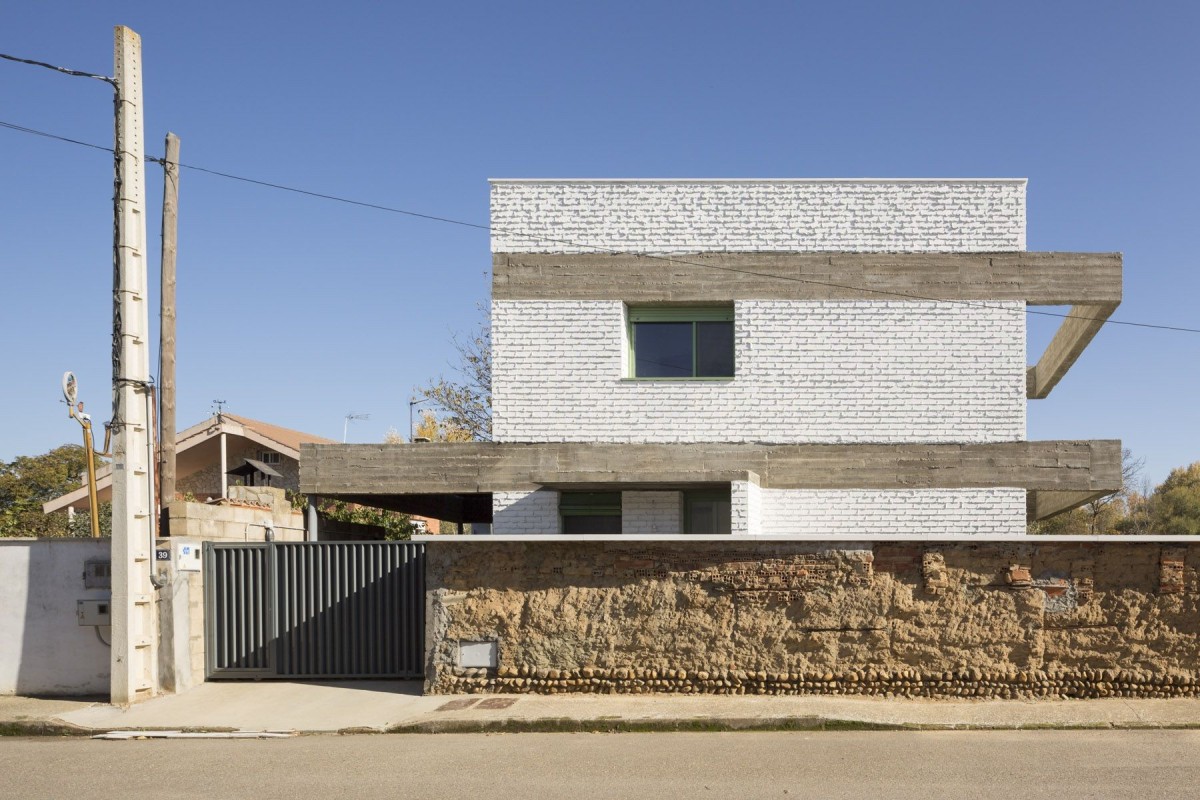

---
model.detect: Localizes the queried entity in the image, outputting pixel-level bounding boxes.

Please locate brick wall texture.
[492,487,1024,536]
[622,491,683,534]
[490,179,1026,254]
[492,299,1026,445]
[759,489,1026,536]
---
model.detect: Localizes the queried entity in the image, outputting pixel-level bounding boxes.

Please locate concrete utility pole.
[110,25,158,705]
[159,132,180,512]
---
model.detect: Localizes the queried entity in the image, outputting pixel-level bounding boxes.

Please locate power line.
[1,116,1198,336]
[0,52,114,85]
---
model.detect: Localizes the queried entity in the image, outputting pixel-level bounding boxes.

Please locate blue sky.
[1,1,1197,487]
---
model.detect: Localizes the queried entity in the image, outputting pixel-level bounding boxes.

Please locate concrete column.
[110,25,157,705]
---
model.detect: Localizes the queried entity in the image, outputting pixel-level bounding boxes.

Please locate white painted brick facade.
[731,478,762,537]
[492,299,1026,444]
[758,488,1026,537]
[492,490,559,535]
[491,179,1026,254]
[622,491,681,534]
[491,487,1022,536]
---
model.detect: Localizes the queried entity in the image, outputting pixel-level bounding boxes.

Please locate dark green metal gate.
[204,541,425,680]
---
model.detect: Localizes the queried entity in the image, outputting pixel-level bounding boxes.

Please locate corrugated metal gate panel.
[204,542,425,680]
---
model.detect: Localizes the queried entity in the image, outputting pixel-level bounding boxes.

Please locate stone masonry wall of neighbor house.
[493,488,1025,537]
[491,300,1026,444]
[425,540,1200,699]
[490,180,1026,253]
[176,439,299,498]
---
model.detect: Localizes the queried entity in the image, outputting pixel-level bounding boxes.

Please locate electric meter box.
[77,599,111,626]
[172,538,203,572]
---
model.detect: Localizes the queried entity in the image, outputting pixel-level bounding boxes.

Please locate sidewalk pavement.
[5,682,1200,735]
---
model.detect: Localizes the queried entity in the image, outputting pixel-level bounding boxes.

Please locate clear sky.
[1,1,1197,487]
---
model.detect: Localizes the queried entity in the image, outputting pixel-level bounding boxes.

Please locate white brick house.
[302,179,1122,539]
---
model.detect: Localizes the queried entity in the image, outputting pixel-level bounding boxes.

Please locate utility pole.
[159,132,180,513]
[110,25,157,705]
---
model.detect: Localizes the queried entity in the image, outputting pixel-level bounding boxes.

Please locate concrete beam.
[493,252,1122,305]
[1027,489,1110,522]
[301,440,1122,496]
[1027,302,1120,399]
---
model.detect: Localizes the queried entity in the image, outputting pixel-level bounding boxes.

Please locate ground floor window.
[683,488,732,534]
[559,492,622,534]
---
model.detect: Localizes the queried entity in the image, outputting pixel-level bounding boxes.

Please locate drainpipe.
[219,430,227,499]
[306,499,319,542]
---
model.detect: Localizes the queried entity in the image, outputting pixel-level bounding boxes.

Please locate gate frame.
[203,541,425,681]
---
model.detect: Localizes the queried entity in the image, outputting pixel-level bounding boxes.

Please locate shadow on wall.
[1,539,111,697]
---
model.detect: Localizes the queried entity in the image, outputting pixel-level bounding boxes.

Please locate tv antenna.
[343,412,370,443]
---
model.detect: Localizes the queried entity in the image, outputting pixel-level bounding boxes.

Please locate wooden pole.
[159,132,179,510]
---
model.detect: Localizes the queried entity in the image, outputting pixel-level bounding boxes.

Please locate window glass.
[560,492,622,535]
[695,321,734,377]
[562,514,622,535]
[628,307,735,379]
[684,489,732,534]
[633,322,693,377]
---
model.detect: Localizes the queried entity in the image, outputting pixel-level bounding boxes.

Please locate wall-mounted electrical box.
[77,599,111,626]
[171,538,202,572]
[82,558,111,589]
[458,640,498,669]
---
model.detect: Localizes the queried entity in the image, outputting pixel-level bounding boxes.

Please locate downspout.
[306,499,319,542]
[219,430,228,499]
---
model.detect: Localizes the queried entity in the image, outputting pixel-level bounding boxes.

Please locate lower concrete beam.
[1027,489,1110,522]
[301,440,1122,497]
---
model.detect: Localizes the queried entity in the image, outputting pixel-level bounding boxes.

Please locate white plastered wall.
[0,539,111,695]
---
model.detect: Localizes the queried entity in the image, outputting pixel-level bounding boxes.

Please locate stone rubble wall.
[426,540,1200,700]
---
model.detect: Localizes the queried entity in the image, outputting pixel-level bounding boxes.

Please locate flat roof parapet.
[491,178,1027,254]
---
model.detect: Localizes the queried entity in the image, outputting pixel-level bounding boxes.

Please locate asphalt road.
[2,730,1198,799]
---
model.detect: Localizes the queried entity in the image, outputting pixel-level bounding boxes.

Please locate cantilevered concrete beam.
[493,252,1122,304]
[1026,489,1111,523]
[301,440,1121,497]
[1027,302,1120,399]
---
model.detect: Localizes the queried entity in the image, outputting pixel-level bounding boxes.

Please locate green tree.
[415,303,491,441]
[0,444,105,538]
[1148,462,1200,535]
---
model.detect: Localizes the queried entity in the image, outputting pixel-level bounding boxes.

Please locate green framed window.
[683,488,732,535]
[559,492,622,535]
[627,306,734,379]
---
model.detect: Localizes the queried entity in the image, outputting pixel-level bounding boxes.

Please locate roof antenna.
[213,399,226,421]
[343,412,370,443]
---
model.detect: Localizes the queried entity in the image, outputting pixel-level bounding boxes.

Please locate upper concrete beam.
[1027,302,1120,399]
[301,440,1122,497]
[492,252,1122,305]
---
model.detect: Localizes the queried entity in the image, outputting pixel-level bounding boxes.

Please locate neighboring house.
[303,179,1121,534]
[43,413,336,514]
